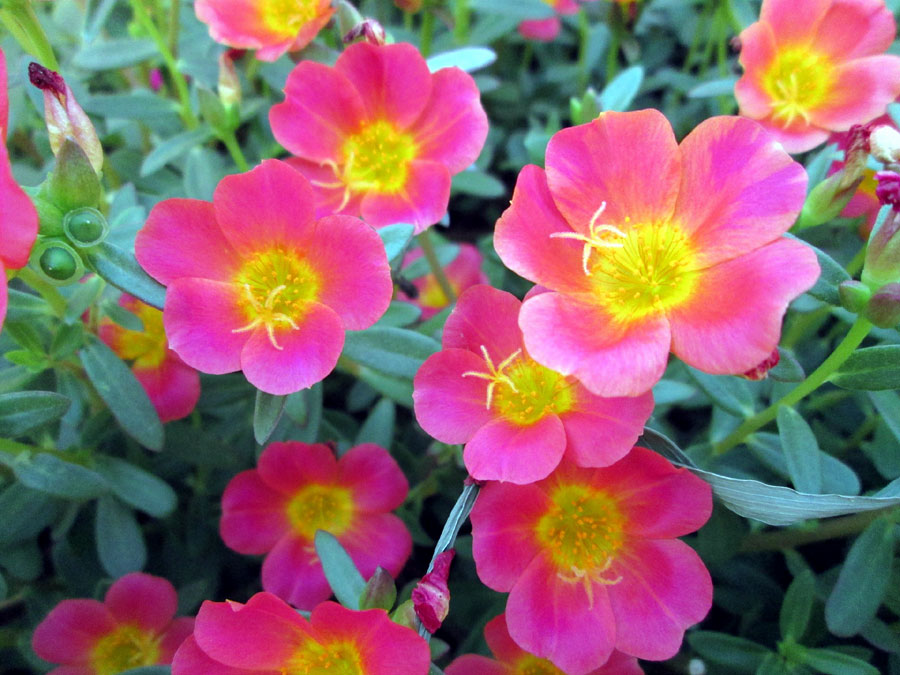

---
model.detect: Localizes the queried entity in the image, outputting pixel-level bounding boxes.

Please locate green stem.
[420,9,435,58]
[219,129,249,172]
[605,5,622,84]
[15,266,67,317]
[416,230,456,304]
[453,0,469,44]
[130,0,198,129]
[781,305,831,349]
[576,9,591,92]
[712,317,873,455]
[740,508,896,552]
[167,0,181,61]
[0,1,59,70]
[846,244,867,277]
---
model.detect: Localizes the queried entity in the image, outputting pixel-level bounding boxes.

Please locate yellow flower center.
[286,484,355,539]
[418,276,454,309]
[90,624,161,675]
[262,0,321,36]
[515,655,565,675]
[341,120,417,194]
[762,47,835,126]
[232,247,321,350]
[286,639,363,675]
[112,302,168,370]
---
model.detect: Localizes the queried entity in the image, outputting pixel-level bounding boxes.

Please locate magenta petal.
[136,199,240,285]
[359,160,450,232]
[133,357,200,423]
[335,42,432,129]
[561,390,654,468]
[413,349,496,444]
[339,444,408,512]
[32,599,115,663]
[261,535,331,610]
[607,540,712,660]
[285,157,365,219]
[808,56,900,130]
[734,22,777,120]
[464,415,566,484]
[494,165,593,294]
[164,278,245,375]
[240,302,344,395]
[220,470,289,555]
[158,616,195,662]
[760,0,827,45]
[0,271,7,333]
[302,215,392,330]
[483,613,526,663]
[409,67,488,173]
[172,636,256,675]
[669,238,820,375]
[518,17,561,41]
[444,655,508,675]
[105,573,177,632]
[0,143,38,269]
[442,285,523,366]
[506,553,617,675]
[812,0,897,59]
[256,441,339,495]
[340,514,413,578]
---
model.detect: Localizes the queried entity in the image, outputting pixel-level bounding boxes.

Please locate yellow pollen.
[462,345,521,410]
[761,48,835,126]
[286,484,355,540]
[91,624,161,675]
[515,654,566,675]
[261,0,322,36]
[111,302,168,369]
[285,638,363,675]
[232,248,320,350]
[550,202,627,275]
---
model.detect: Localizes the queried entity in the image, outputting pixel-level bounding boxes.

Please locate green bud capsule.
[838,280,872,314]
[63,207,108,248]
[865,282,900,328]
[31,239,85,285]
[359,567,397,611]
[46,139,102,212]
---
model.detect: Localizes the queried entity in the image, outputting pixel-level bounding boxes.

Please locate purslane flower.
[494,110,820,397]
[735,0,900,153]
[32,572,194,675]
[173,595,430,674]
[195,0,334,62]
[519,0,579,42]
[98,294,200,423]
[219,441,412,610]
[398,242,487,320]
[270,41,489,232]
[414,285,653,484]
[470,447,713,674]
[135,159,393,395]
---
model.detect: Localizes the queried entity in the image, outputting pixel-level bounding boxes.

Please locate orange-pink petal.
[359,159,450,232]
[464,415,566,484]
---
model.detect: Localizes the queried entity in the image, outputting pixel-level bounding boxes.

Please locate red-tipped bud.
[359,567,397,611]
[740,348,780,381]
[412,550,455,634]
[865,282,900,328]
[342,18,386,45]
[876,171,900,209]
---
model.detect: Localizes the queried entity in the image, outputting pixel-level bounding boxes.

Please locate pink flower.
[735,0,900,153]
[173,595,430,674]
[399,242,488,319]
[219,441,412,610]
[412,549,455,633]
[414,285,653,484]
[519,0,579,42]
[445,613,643,675]
[470,447,713,674]
[1,48,39,334]
[270,42,489,232]
[494,110,820,397]
[135,159,392,395]
[32,572,194,674]
[98,294,200,422]
[194,0,334,62]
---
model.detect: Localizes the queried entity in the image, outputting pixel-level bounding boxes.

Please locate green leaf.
[599,66,644,112]
[95,496,147,577]
[102,302,144,332]
[5,289,50,321]
[73,38,159,69]
[869,391,900,447]
[0,391,71,437]
[426,47,496,73]
[83,92,178,121]
[686,368,754,417]
[376,302,422,328]
[0,483,61,544]
[141,128,214,177]
[688,631,770,673]
[469,0,553,19]
[688,77,738,98]
[254,390,286,446]
[825,518,896,637]
[119,668,171,675]
[777,406,823,494]
[283,383,323,442]
[50,323,85,360]
[832,346,900,390]
[79,335,164,450]
[433,483,480,557]
[787,234,850,306]
[8,453,108,500]
[354,366,414,408]
[343,327,440,379]
[755,653,793,675]
[379,223,415,264]
[769,348,805,383]
[404,244,459,280]
[451,170,506,198]
[314,531,366,610]
[86,242,167,310]
[355,399,395,448]
[795,648,879,675]
[780,570,816,642]
[92,456,177,518]
[63,275,104,324]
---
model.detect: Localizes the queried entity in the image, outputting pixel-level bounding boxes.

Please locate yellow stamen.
[462,345,522,410]
[549,202,627,275]
[232,284,300,351]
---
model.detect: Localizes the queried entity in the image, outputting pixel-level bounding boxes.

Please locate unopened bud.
[63,207,108,248]
[390,599,418,629]
[796,171,863,229]
[865,282,900,328]
[740,348,779,381]
[32,238,84,285]
[838,280,872,314]
[45,139,102,211]
[28,63,103,174]
[218,51,242,108]
[412,550,455,634]
[870,125,900,166]
[862,206,900,289]
[359,567,397,611]
[342,18,386,45]
[570,88,600,126]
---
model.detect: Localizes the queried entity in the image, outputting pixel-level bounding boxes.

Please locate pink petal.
[734,22,777,119]
[359,159,450,232]
[0,271,6,333]
[195,0,284,50]
[261,535,331,610]
[301,215,392,330]
[760,0,828,45]
[470,483,548,591]
[561,390,654,468]
[811,0,896,59]
[751,115,831,154]
[220,470,290,555]
[519,293,671,398]
[158,616,196,662]
[135,199,240,285]
[340,514,413,578]
[105,573,177,632]
[408,67,488,173]
[285,157,364,220]
[133,356,200,423]
[32,599,115,663]
[256,441,339,495]
[808,56,900,131]
[269,62,365,164]
[335,42,432,129]
[213,160,317,255]
[465,415,566,484]
[607,540,712,660]
[545,110,680,236]
[494,164,594,295]
[444,655,509,675]
[240,301,344,395]
[172,636,259,675]
[518,17,562,42]
[668,238,819,375]
[413,349,497,443]
[164,278,245,375]
[596,651,644,675]
[0,143,39,269]
[506,553,617,675]
[483,614,524,663]
[675,116,807,267]
[339,444,408,512]
[442,285,523,364]
[0,49,7,131]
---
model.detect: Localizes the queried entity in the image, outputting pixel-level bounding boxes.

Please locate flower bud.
[875,170,900,209]
[28,63,103,174]
[359,567,397,611]
[862,205,900,289]
[838,279,872,314]
[740,347,779,381]
[31,238,84,285]
[570,88,600,126]
[148,68,164,92]
[342,18,386,46]
[870,125,900,166]
[412,549,455,634]
[390,599,418,630]
[865,282,900,328]
[63,207,108,248]
[796,170,863,229]
[218,51,242,108]
[45,139,102,212]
